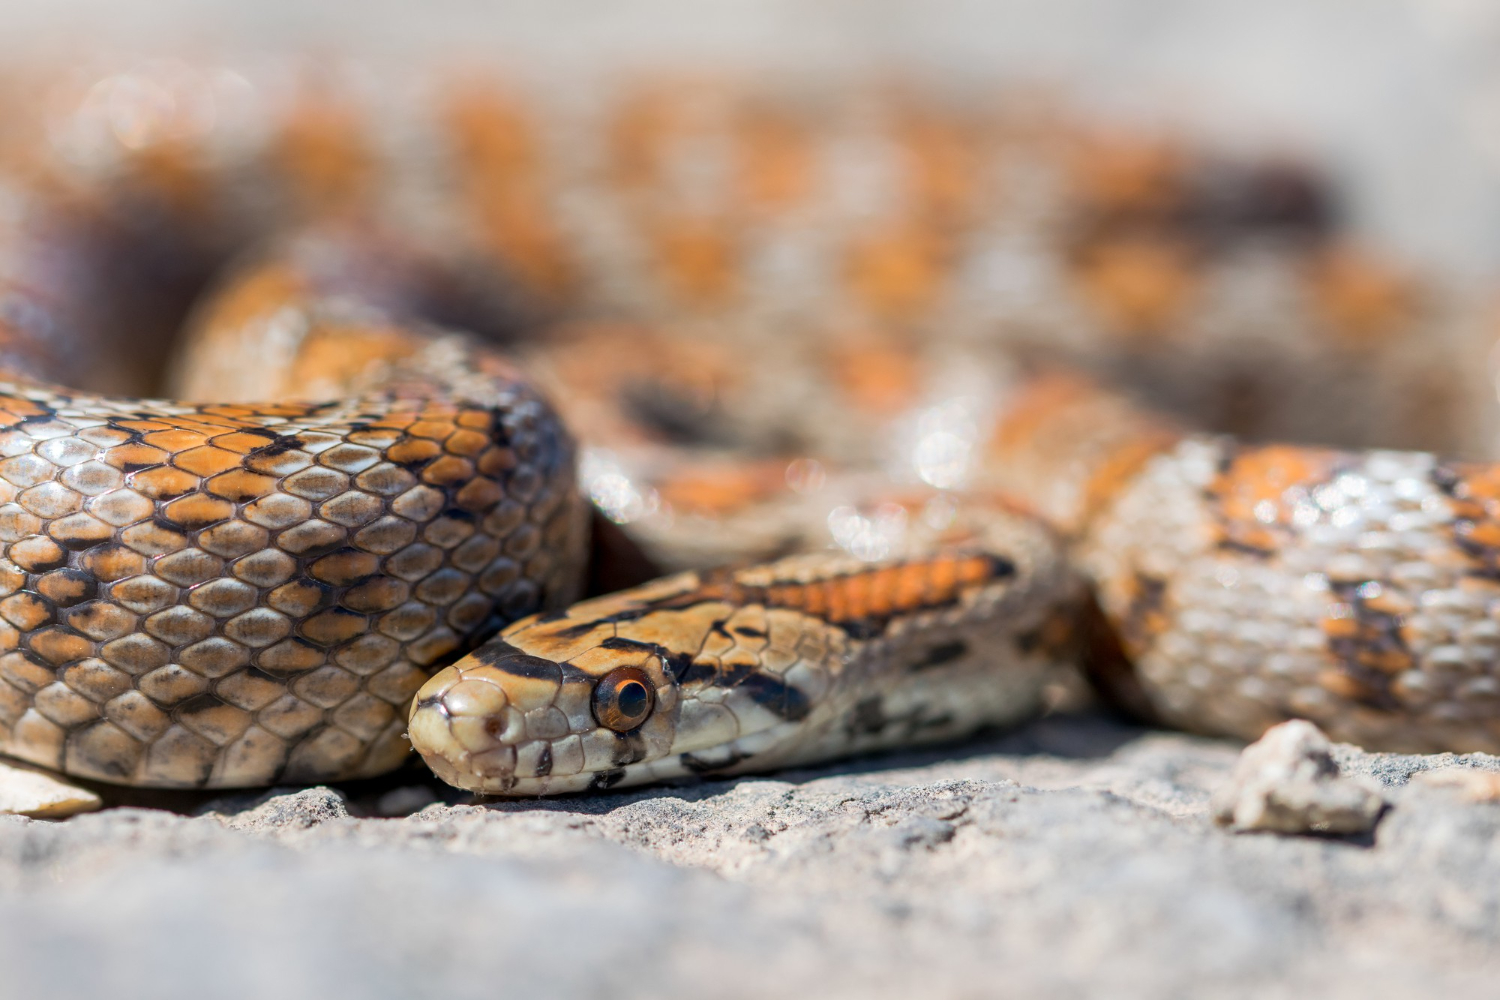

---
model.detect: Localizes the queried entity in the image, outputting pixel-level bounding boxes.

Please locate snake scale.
[1,58,1498,795]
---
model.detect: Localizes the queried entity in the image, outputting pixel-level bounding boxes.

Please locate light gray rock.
[1211,720,1387,835]
[4,713,1500,999]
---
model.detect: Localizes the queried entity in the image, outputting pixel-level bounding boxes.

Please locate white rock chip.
[0,759,101,819]
[1212,720,1386,834]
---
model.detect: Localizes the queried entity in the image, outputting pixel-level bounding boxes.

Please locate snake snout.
[407,657,562,793]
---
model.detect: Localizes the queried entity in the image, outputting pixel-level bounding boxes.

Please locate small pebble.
[0,758,101,819]
[1212,720,1385,835]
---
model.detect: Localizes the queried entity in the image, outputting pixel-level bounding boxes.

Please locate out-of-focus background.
[5,0,1500,280]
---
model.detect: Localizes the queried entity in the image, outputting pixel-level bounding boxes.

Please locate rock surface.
[4,712,1500,999]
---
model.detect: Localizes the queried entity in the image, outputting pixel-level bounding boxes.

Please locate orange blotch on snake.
[1210,445,1340,554]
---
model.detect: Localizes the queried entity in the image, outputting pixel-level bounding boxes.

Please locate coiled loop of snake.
[0,207,587,787]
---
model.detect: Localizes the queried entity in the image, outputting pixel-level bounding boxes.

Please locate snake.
[1,57,1499,796]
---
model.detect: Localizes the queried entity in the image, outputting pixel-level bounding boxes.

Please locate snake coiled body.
[2,58,1500,795]
[0,203,587,786]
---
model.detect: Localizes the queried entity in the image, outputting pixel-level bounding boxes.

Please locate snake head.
[408,571,831,795]
[407,628,681,796]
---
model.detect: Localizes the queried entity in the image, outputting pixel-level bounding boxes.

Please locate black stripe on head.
[664,651,696,683]
[598,636,700,688]
[470,639,594,684]
[719,659,755,686]
[557,607,654,637]
[472,642,562,680]
[599,636,666,655]
[677,660,718,685]
[738,674,810,722]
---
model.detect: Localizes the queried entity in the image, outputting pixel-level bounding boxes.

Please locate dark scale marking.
[323,547,379,585]
[611,730,648,766]
[738,673,810,722]
[679,748,756,774]
[296,533,354,562]
[42,570,97,606]
[1216,538,1279,559]
[21,549,69,574]
[287,576,337,614]
[1214,445,1239,478]
[733,626,767,639]
[1120,573,1168,658]
[718,659,755,687]
[910,710,956,732]
[620,379,736,447]
[483,407,512,446]
[1443,471,1500,582]
[54,532,108,553]
[588,767,627,790]
[173,692,230,721]
[985,555,1017,579]
[151,514,187,535]
[17,412,60,429]
[414,693,449,715]
[839,619,882,641]
[678,660,718,686]
[599,636,665,655]
[847,696,886,735]
[1432,463,1463,497]
[161,505,227,530]
[471,640,562,678]
[556,605,654,637]
[247,434,306,459]
[912,640,968,671]
[1323,581,1408,710]
[847,696,952,739]
[533,742,553,778]
[664,650,695,683]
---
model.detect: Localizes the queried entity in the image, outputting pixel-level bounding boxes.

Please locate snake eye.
[592,666,656,732]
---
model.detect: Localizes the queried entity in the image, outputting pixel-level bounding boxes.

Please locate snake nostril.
[484,716,505,739]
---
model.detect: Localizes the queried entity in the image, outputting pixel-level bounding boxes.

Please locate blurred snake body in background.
[1,57,1499,794]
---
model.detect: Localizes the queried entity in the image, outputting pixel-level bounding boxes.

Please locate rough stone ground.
[4,711,1500,1000]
